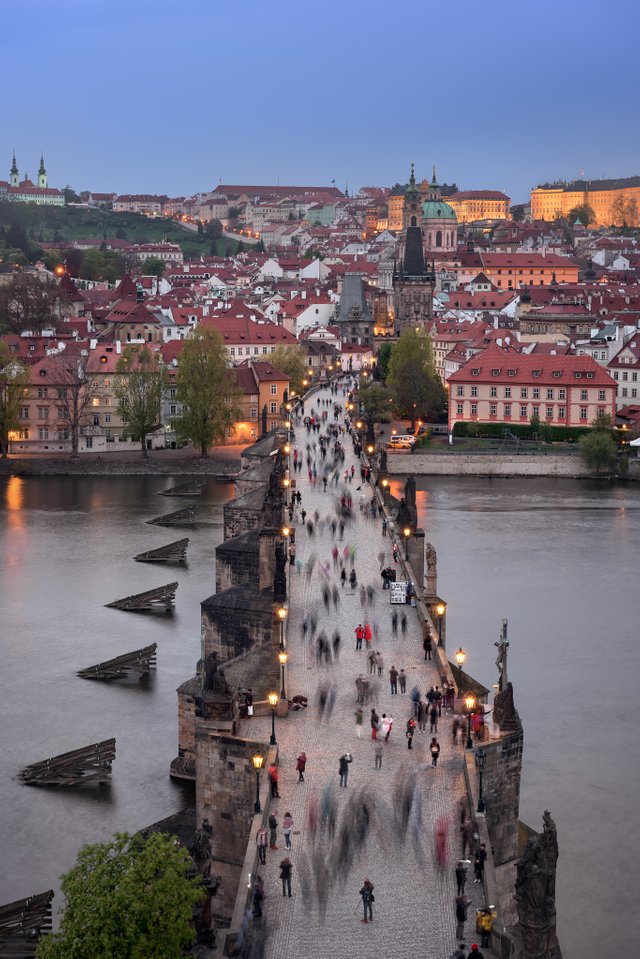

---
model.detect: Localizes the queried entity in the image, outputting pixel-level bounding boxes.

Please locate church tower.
[393,163,436,332]
[10,152,19,187]
[38,154,47,189]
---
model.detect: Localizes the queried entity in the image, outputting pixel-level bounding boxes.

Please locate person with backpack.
[359,878,375,923]
[256,826,268,865]
[268,812,278,849]
[279,857,293,897]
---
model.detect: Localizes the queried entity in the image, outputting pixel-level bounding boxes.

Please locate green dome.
[421,199,457,220]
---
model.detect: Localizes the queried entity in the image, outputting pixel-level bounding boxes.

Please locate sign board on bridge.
[390,581,408,604]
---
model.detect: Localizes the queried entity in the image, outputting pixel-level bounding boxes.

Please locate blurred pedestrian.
[256,826,268,865]
[283,812,294,850]
[296,752,307,783]
[280,857,293,897]
[339,752,353,787]
[359,878,375,923]
[456,859,468,895]
[455,895,471,940]
[430,737,441,767]
[399,668,407,693]
[374,741,383,769]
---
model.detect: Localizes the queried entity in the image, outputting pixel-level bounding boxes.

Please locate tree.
[579,431,616,473]
[591,409,613,432]
[48,354,99,455]
[114,346,166,457]
[174,329,242,457]
[376,342,393,382]
[36,831,203,959]
[228,206,241,223]
[205,219,223,242]
[567,204,595,226]
[0,345,29,457]
[529,411,541,435]
[269,344,306,397]
[63,185,81,204]
[142,256,166,277]
[358,381,393,442]
[0,273,61,334]
[387,328,447,427]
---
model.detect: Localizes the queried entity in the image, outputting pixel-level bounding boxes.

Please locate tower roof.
[402,226,427,276]
[335,273,372,324]
[10,152,18,175]
[38,153,46,175]
[421,199,456,220]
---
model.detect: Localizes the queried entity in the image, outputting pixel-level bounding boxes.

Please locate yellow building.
[446,190,510,223]
[531,177,640,227]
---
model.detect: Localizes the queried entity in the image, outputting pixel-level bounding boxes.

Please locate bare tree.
[0,344,30,458]
[48,353,99,456]
[0,274,62,335]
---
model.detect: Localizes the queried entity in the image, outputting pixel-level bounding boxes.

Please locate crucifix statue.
[494,618,509,692]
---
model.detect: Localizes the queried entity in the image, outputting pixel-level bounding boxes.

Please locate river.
[0,474,232,913]
[0,474,636,956]
[398,475,639,958]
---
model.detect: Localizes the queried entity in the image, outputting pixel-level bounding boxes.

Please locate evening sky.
[2,0,639,202]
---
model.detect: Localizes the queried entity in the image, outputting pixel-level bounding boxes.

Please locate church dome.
[421,199,456,220]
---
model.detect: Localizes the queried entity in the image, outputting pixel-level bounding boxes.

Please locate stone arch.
[411,215,417,227]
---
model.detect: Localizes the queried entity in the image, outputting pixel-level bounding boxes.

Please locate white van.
[387,435,416,450]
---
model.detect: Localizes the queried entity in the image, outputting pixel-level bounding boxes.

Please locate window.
[520,388,528,399]
[622,388,628,397]
[633,372,638,382]
[490,404,497,416]
[169,388,176,399]
[457,403,463,416]
[552,371,561,378]
[37,387,48,398]
[471,403,477,416]
[169,405,176,416]
[37,406,49,420]
[263,346,268,354]
[504,387,511,398]
[38,428,49,440]
[250,407,257,420]
[19,406,29,420]
[613,371,619,381]
[558,389,566,400]
[546,406,553,419]
[547,388,554,400]
[632,389,638,398]
[520,405,527,418]
[230,348,235,356]
[579,388,587,401]
[456,386,464,397]
[531,387,539,399]
[270,420,278,430]
[270,384,277,395]
[105,414,111,423]
[504,404,511,417]
[598,390,606,401]
[490,387,497,397]
[471,386,478,397]
[580,407,588,420]
[532,405,540,417]
[270,402,277,414]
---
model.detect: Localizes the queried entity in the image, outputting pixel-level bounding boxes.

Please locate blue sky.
[2,0,638,203]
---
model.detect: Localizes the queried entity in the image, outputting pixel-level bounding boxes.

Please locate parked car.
[387,435,416,450]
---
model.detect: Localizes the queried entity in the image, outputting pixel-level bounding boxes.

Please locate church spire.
[38,153,47,189]
[10,152,19,187]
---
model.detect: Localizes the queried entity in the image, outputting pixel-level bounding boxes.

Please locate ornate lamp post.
[436,602,446,646]
[277,606,287,650]
[455,647,466,690]
[475,746,486,813]
[465,694,476,750]
[278,649,288,699]
[252,754,264,813]
[268,692,278,746]
[403,526,411,560]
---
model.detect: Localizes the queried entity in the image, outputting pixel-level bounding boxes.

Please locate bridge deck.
[244,381,493,959]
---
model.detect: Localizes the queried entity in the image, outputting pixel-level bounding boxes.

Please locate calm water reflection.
[398,476,640,958]
[0,475,232,908]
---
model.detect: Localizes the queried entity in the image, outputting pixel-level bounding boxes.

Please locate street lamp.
[278,649,288,699]
[283,443,291,455]
[281,526,290,539]
[277,606,287,650]
[436,602,446,646]
[366,444,374,456]
[252,754,264,813]
[381,478,389,491]
[403,526,411,560]
[268,692,278,746]
[465,694,476,750]
[475,746,486,813]
[455,647,466,690]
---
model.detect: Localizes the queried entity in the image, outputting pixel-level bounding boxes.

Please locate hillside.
[0,204,238,259]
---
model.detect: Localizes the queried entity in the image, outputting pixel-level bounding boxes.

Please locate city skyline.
[2,0,640,201]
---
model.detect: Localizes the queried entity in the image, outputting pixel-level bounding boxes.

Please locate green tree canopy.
[0,344,29,457]
[579,431,617,473]
[269,344,306,398]
[175,328,242,457]
[386,328,447,426]
[591,409,613,432]
[358,381,393,431]
[141,256,166,277]
[567,203,595,226]
[375,342,393,381]
[114,346,166,457]
[36,831,203,959]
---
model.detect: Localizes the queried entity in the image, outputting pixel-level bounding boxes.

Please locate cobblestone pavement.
[246,382,492,959]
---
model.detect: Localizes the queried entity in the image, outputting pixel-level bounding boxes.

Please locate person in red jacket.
[355,624,365,649]
[296,752,307,783]
[268,763,280,798]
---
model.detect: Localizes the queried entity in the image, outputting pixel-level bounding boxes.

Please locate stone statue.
[515,811,561,959]
[493,680,519,732]
[404,474,417,527]
[425,542,437,597]
[274,540,287,602]
[191,818,213,867]
[379,447,388,474]
[396,497,411,530]
[495,619,509,691]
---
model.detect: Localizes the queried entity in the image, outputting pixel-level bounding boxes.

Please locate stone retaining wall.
[389,452,591,477]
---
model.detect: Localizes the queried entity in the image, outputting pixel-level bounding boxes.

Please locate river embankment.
[0,448,242,478]
[387,451,639,478]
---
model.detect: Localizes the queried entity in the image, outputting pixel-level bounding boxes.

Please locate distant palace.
[0,153,64,206]
[531,175,640,227]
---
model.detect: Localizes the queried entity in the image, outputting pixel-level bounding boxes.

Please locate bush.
[452,421,585,442]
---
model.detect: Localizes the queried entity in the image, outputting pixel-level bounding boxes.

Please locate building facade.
[446,190,510,223]
[0,153,64,205]
[531,176,640,227]
[448,345,616,431]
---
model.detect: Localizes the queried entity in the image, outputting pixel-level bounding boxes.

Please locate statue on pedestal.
[493,680,519,732]
[404,475,417,527]
[379,447,388,474]
[515,811,562,959]
[274,541,287,602]
[396,497,411,530]
[424,542,437,597]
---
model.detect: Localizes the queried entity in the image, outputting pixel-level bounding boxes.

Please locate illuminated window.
[92,397,99,407]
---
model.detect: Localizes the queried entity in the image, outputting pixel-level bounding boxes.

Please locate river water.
[0,474,636,956]
[400,475,639,958]
[0,474,232,914]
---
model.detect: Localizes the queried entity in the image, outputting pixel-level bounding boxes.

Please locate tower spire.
[38,152,47,189]
[10,152,19,187]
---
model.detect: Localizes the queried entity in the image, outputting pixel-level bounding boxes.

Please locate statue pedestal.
[276,698,289,718]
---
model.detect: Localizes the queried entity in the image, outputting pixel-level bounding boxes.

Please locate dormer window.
[532,370,541,378]
[491,369,501,376]
[471,368,480,376]
[574,372,582,379]
[507,369,516,377]
[552,371,562,378]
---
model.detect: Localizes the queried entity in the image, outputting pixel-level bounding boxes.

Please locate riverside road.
[245,380,493,959]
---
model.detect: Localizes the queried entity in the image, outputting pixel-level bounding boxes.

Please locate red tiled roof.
[449,344,615,386]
